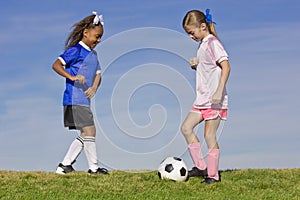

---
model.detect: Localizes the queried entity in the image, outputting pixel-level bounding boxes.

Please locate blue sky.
[0,0,299,172]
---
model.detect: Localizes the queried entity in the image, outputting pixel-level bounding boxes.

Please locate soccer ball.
[157,157,188,182]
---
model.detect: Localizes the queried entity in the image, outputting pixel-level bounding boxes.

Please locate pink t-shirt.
[193,34,228,109]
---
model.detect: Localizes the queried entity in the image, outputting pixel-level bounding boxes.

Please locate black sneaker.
[202,177,221,184]
[188,167,208,178]
[88,168,109,175]
[55,163,75,174]
[202,172,221,184]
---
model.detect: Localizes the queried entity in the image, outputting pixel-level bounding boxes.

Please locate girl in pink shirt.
[181,9,231,184]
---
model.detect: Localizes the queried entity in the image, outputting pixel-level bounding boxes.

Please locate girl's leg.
[181,112,207,175]
[181,111,204,144]
[81,125,99,172]
[56,135,83,174]
[204,117,221,149]
[61,136,84,166]
[204,117,221,182]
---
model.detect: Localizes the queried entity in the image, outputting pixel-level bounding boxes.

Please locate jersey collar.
[202,34,213,42]
[79,41,91,51]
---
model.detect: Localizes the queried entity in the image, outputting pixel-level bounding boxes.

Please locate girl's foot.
[88,167,109,175]
[56,163,75,174]
[202,172,221,184]
[202,177,221,184]
[188,167,208,177]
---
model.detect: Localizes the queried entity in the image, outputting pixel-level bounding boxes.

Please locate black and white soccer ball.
[157,157,188,182]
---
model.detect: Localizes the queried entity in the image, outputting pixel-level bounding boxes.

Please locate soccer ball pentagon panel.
[157,157,188,182]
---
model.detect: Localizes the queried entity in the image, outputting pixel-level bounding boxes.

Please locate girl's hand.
[84,87,96,99]
[211,91,222,104]
[189,57,198,70]
[75,74,86,84]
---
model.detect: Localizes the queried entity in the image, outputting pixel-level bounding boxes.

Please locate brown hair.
[182,10,219,40]
[65,15,103,50]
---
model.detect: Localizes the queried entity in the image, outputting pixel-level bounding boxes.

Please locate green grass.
[1,169,300,200]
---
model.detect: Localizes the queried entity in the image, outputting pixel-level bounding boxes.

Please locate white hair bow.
[92,11,104,25]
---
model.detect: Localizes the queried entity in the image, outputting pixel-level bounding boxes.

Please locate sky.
[0,0,299,172]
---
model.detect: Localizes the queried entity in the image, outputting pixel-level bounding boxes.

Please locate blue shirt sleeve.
[59,46,80,67]
[93,50,101,73]
[97,59,101,73]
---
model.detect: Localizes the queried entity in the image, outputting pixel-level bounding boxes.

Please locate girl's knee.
[181,123,191,136]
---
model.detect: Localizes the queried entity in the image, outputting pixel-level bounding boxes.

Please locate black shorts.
[64,105,95,130]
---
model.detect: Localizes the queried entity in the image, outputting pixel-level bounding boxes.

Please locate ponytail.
[205,9,219,40]
[208,23,219,40]
[183,9,220,41]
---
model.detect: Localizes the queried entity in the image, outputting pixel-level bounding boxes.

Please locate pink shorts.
[191,107,228,120]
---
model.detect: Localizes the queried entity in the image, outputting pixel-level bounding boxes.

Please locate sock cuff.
[84,136,95,143]
[208,148,220,156]
[188,142,201,149]
[76,136,84,144]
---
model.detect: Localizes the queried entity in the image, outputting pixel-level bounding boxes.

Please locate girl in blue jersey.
[52,12,108,175]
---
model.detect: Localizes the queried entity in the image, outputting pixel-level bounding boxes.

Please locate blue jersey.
[58,41,101,106]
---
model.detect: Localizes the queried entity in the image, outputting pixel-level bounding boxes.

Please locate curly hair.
[65,15,103,50]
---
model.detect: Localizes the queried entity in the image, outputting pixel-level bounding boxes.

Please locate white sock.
[84,136,99,172]
[62,136,84,166]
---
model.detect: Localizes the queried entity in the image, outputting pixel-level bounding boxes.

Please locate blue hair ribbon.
[205,9,216,24]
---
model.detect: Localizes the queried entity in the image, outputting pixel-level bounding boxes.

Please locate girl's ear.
[83,28,89,38]
[200,23,207,31]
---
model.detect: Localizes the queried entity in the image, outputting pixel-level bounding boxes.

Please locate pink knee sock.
[207,148,220,180]
[188,143,207,170]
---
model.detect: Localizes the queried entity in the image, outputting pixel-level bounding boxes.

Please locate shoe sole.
[56,168,66,174]
[55,167,70,175]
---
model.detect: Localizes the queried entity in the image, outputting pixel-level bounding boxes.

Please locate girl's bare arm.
[211,60,231,104]
[52,59,86,84]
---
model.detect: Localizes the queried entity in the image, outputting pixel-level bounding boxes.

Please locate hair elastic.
[92,11,104,25]
[205,9,215,24]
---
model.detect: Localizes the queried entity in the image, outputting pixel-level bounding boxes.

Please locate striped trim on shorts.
[191,107,228,120]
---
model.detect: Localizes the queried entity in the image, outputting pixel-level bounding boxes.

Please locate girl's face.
[184,23,208,42]
[82,26,103,49]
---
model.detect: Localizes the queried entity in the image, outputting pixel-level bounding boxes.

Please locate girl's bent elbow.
[52,59,62,71]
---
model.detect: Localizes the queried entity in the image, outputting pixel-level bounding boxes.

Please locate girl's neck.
[203,31,210,38]
[200,32,210,41]
[79,41,91,51]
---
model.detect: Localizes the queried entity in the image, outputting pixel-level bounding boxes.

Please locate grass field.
[1,169,300,200]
